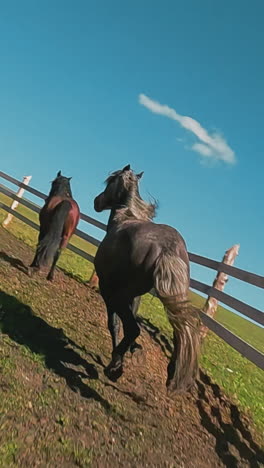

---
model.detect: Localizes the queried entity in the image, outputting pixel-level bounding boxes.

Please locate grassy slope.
[0,192,263,432]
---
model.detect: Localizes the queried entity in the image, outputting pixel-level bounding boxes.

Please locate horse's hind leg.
[105,301,140,381]
[129,296,142,353]
[28,253,41,276]
[107,309,121,351]
[132,296,141,319]
[47,248,61,281]
[29,225,47,275]
[108,298,142,354]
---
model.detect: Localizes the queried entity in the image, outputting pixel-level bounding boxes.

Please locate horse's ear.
[137,171,144,180]
[57,171,61,177]
[122,164,130,172]
[68,177,72,181]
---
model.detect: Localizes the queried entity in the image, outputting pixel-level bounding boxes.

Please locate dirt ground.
[0,226,263,467]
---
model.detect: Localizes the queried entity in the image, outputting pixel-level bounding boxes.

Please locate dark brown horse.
[94,164,200,393]
[29,171,80,281]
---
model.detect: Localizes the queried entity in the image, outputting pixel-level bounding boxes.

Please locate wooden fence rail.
[199,313,264,370]
[0,170,263,371]
[189,252,264,289]
[0,171,107,231]
[190,279,264,326]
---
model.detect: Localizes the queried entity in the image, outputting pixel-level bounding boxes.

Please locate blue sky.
[0,1,263,318]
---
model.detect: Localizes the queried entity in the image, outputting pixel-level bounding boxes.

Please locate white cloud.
[139,93,236,165]
[192,143,213,157]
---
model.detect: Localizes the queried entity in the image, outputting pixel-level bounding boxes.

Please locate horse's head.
[94,164,143,212]
[49,171,73,198]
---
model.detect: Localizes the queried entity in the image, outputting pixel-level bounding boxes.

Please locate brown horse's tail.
[31,200,71,268]
[154,252,200,393]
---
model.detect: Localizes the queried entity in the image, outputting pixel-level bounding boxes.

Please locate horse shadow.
[140,316,264,467]
[0,251,88,287]
[0,290,111,411]
[138,316,172,357]
[0,251,29,274]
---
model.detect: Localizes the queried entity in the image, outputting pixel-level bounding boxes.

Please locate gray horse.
[94,164,200,393]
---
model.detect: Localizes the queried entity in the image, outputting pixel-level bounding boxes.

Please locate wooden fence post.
[2,175,32,228]
[200,244,240,339]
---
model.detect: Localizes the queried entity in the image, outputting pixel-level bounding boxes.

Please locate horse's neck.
[106,208,119,232]
[106,207,139,233]
[106,190,152,232]
[48,188,72,199]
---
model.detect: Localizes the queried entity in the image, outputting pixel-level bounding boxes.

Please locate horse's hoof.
[130,342,143,354]
[166,378,192,396]
[104,361,123,382]
[166,380,178,398]
[166,388,175,399]
[131,345,145,367]
[47,274,54,282]
[28,266,37,277]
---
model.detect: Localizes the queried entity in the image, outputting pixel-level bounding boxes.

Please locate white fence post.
[200,244,240,339]
[2,175,32,227]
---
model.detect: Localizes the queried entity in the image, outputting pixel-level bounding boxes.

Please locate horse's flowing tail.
[31,201,71,268]
[154,251,200,393]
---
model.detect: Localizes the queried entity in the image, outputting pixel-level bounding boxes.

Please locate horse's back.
[127,221,189,267]
[40,196,80,238]
[95,220,188,286]
[126,221,186,247]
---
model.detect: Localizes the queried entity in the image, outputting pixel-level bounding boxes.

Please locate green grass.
[0,191,263,432]
[0,440,19,467]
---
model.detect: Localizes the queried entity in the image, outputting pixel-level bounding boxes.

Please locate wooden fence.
[0,170,263,371]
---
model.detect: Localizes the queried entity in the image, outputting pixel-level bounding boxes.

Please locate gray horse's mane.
[106,169,157,222]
